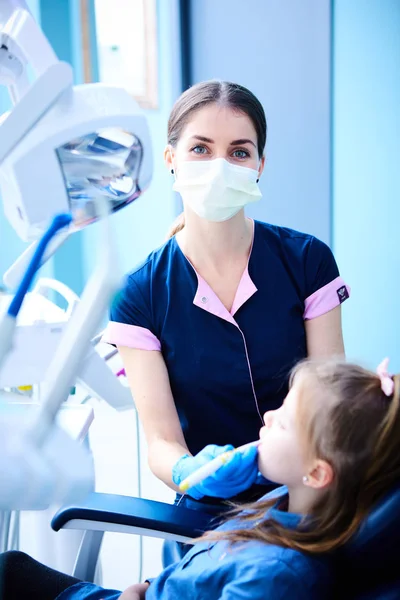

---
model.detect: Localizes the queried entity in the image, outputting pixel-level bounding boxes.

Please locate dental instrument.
[179,440,260,493]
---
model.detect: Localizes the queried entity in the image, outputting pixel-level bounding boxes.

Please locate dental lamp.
[0,0,153,509]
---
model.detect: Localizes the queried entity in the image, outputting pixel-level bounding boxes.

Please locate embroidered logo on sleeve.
[337,286,349,303]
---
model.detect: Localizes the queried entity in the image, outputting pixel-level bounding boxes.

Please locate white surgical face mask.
[172,158,262,222]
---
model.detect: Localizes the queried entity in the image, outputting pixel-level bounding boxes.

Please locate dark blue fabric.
[353,581,400,600]
[111,221,341,459]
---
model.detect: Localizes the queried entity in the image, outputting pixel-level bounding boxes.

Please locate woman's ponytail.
[167,212,185,239]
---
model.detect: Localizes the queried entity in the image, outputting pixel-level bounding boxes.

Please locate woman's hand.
[119,582,149,600]
[172,443,259,499]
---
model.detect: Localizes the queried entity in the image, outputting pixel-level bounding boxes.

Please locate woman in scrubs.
[102,80,350,513]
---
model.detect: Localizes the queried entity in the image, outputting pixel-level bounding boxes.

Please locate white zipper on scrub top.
[238,327,264,424]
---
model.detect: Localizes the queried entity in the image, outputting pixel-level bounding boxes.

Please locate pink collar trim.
[177,220,258,325]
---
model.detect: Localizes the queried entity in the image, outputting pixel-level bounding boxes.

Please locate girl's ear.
[304,459,334,490]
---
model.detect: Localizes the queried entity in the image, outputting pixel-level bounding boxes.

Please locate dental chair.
[51,482,400,599]
[333,481,400,599]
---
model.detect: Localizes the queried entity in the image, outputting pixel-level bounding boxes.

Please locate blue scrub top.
[56,487,334,600]
[103,220,349,457]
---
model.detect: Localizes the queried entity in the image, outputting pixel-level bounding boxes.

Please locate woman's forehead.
[180,104,257,141]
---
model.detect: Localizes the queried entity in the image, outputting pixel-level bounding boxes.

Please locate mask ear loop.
[256,162,261,183]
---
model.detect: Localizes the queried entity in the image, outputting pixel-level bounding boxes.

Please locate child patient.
[1,358,399,599]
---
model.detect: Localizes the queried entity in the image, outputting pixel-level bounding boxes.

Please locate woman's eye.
[191,145,208,155]
[232,149,250,159]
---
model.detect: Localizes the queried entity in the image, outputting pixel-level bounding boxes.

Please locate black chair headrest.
[337,482,400,590]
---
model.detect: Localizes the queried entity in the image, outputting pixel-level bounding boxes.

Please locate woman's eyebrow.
[189,135,256,148]
[190,135,214,143]
[230,138,256,148]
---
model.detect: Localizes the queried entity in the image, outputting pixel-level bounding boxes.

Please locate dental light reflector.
[0,83,152,241]
[56,128,143,228]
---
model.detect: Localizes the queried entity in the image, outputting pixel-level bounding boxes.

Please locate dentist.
[103,80,350,514]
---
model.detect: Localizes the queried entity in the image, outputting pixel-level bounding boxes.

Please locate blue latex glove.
[172,444,259,500]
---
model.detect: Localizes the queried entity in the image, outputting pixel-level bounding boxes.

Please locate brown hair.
[199,359,400,554]
[166,80,267,238]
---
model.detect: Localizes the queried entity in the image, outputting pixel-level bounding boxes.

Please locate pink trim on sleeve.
[303,276,350,320]
[101,321,161,351]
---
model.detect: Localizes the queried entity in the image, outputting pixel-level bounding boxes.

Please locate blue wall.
[333,0,400,369]
[189,0,332,244]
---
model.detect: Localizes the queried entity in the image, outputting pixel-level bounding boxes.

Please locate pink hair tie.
[376,357,394,397]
